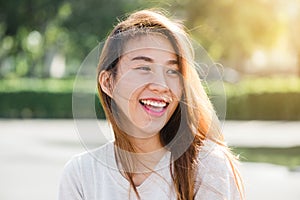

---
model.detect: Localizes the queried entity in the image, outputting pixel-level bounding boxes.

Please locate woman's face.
[110,34,183,138]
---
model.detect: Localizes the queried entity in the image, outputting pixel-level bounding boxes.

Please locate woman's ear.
[99,71,113,98]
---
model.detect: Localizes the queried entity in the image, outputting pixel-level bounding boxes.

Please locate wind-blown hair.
[96,9,244,200]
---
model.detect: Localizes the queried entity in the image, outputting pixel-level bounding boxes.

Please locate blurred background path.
[1,120,299,200]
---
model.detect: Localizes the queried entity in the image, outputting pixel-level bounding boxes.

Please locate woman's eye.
[166,69,179,75]
[136,66,151,71]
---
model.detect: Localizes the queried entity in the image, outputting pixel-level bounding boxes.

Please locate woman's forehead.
[122,34,177,56]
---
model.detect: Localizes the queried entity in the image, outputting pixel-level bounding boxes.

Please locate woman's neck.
[126,133,167,173]
[129,132,163,153]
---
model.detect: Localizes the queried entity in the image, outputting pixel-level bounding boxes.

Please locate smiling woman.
[103,34,182,138]
[59,9,244,200]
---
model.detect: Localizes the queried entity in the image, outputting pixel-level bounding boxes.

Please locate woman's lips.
[139,98,169,117]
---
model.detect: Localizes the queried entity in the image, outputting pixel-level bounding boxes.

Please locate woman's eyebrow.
[167,59,178,65]
[131,56,153,62]
[131,56,178,65]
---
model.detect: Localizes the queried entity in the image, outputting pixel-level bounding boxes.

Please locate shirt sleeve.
[58,157,84,200]
[195,143,241,200]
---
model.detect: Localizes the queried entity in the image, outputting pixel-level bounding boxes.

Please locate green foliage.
[1,90,299,120]
[0,91,105,119]
[0,0,63,78]
[226,92,300,120]
[168,0,283,68]
[0,0,160,78]
[1,77,300,120]
[225,77,300,120]
[1,0,293,78]
[225,77,300,96]
[232,146,300,170]
[0,92,72,118]
[0,78,75,92]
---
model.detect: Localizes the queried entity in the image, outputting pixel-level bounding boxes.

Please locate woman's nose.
[148,72,169,93]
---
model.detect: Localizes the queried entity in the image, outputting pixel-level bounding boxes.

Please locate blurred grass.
[0,78,96,93]
[1,76,299,93]
[0,78,75,92]
[0,77,300,93]
[232,146,300,170]
[225,76,300,96]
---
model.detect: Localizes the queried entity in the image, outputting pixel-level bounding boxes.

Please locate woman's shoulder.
[64,141,115,170]
[195,139,241,199]
[197,139,237,176]
[198,139,229,161]
[59,141,115,199]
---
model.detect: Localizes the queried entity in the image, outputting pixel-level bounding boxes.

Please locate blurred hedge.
[0,91,300,120]
[226,92,300,120]
[0,92,105,119]
[1,77,300,120]
[224,77,300,120]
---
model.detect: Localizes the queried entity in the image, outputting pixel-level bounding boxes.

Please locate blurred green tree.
[168,0,283,72]
[0,0,294,77]
[0,0,157,78]
[0,0,59,77]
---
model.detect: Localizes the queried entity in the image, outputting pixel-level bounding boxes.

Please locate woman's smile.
[110,34,182,136]
[139,97,170,117]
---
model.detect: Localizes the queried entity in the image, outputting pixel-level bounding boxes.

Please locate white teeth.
[162,96,173,103]
[140,100,167,108]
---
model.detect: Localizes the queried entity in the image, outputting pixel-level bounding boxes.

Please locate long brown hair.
[97,9,244,200]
